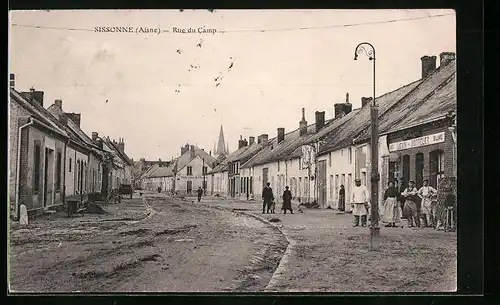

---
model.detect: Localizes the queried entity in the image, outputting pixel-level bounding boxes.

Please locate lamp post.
[354,42,380,250]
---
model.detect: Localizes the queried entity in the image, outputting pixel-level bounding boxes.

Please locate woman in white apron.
[382,181,402,227]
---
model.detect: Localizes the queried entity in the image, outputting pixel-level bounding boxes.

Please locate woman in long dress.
[338,185,346,212]
[382,181,401,227]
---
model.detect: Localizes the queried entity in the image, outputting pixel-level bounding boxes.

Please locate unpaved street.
[8,195,287,292]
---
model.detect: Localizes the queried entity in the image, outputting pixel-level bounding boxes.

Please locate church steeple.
[216,125,228,158]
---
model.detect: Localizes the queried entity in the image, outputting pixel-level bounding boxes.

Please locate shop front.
[385,120,455,190]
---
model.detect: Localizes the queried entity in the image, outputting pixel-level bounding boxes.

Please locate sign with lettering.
[388,132,445,152]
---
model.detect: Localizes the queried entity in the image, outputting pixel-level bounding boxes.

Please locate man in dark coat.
[282,186,293,214]
[262,182,274,214]
[197,186,203,202]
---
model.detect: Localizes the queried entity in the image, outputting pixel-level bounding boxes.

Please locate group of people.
[346,177,450,229]
[380,179,439,228]
[262,182,293,214]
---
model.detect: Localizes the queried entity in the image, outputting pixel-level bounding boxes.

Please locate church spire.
[216,124,227,157]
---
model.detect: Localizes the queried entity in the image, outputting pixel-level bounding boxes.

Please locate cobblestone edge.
[211,205,295,292]
[239,212,296,292]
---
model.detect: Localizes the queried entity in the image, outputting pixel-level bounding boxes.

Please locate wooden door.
[318,160,327,208]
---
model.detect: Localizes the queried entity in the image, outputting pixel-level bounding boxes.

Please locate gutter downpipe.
[15,118,34,220]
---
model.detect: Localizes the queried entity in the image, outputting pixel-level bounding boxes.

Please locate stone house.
[9,85,69,218]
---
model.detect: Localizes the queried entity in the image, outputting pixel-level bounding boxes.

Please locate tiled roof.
[226,143,265,164]
[145,164,174,178]
[46,104,103,155]
[241,122,322,168]
[107,139,134,166]
[10,89,68,137]
[354,61,456,143]
[168,146,217,174]
[317,79,423,155]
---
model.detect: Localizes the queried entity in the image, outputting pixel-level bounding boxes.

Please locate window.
[299,158,302,170]
[56,152,62,191]
[328,153,332,167]
[335,174,339,198]
[298,177,302,198]
[69,158,72,172]
[329,175,334,199]
[361,171,367,186]
[187,166,193,175]
[341,149,344,156]
[402,155,410,186]
[278,161,280,172]
[241,177,244,193]
[33,143,41,192]
[429,150,445,189]
[415,153,424,188]
[348,148,352,164]
[202,166,208,175]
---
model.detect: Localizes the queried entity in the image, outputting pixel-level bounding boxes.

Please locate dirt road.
[8,195,287,292]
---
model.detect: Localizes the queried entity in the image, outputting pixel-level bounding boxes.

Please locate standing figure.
[402,180,421,228]
[197,186,203,202]
[338,185,346,212]
[262,182,274,214]
[382,181,401,227]
[282,186,293,214]
[418,179,438,227]
[351,178,369,227]
[397,180,407,212]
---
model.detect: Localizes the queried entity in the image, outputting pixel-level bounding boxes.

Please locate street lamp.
[354,42,380,250]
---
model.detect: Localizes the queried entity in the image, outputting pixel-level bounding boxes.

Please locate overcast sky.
[9,9,455,161]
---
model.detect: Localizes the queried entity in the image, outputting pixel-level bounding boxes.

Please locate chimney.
[299,108,308,136]
[260,134,269,146]
[361,97,373,108]
[91,132,99,141]
[421,55,437,79]
[244,138,248,147]
[238,135,245,149]
[249,136,255,145]
[23,88,45,107]
[65,112,81,127]
[315,111,325,132]
[209,150,212,156]
[190,145,195,158]
[9,74,15,88]
[277,128,285,144]
[59,113,68,126]
[54,99,63,110]
[118,137,125,153]
[346,92,349,103]
[159,158,163,167]
[440,52,456,67]
[181,144,190,155]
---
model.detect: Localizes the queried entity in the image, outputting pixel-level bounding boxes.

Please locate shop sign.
[388,132,445,152]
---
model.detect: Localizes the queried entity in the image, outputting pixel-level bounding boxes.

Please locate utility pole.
[203,158,206,196]
[354,42,380,250]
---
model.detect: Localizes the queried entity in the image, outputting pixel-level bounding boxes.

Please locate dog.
[268,200,276,214]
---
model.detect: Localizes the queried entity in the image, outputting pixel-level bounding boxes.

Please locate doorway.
[44,148,54,207]
[262,168,269,190]
[187,180,193,194]
[318,160,327,208]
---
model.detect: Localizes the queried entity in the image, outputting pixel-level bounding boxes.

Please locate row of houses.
[8,74,134,219]
[135,144,217,195]
[208,52,457,209]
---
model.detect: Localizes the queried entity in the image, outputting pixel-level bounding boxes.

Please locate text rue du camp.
[172,27,217,34]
